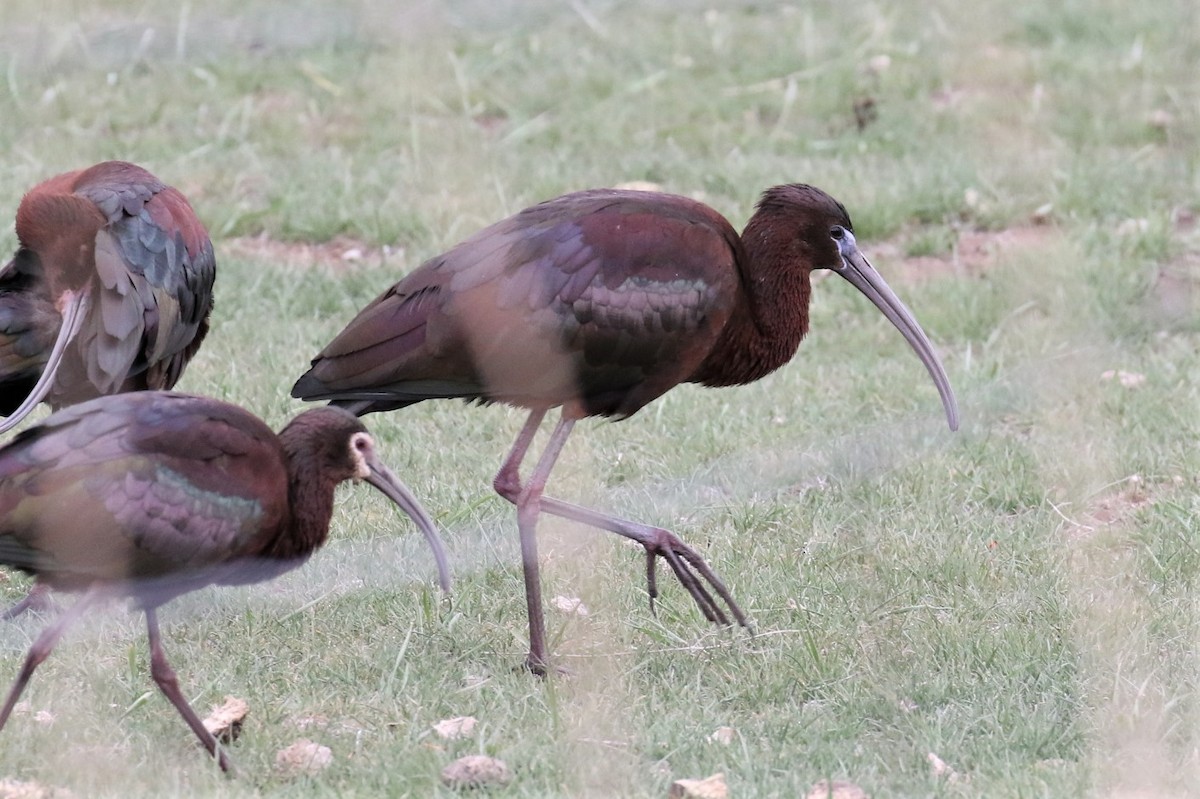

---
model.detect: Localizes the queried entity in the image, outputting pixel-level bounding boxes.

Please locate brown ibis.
[0,161,216,434]
[291,184,959,673]
[0,391,451,772]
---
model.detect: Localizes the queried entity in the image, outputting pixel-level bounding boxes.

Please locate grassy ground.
[0,0,1198,795]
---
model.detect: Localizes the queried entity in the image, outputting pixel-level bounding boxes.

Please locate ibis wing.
[60,164,215,398]
[0,393,286,585]
[131,185,216,389]
[517,194,742,415]
[72,196,214,397]
[294,190,741,416]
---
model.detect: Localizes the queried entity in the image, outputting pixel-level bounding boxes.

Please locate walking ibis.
[0,161,215,434]
[0,391,451,772]
[292,184,959,673]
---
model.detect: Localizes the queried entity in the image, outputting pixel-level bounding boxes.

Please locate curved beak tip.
[838,249,960,436]
[365,463,453,594]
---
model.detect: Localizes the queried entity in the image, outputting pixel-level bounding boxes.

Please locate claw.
[639,530,748,630]
[644,550,659,616]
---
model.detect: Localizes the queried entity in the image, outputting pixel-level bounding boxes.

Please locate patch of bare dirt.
[222,234,404,270]
[224,212,1071,286]
[871,225,1062,284]
[1058,475,1184,541]
[1151,207,1200,321]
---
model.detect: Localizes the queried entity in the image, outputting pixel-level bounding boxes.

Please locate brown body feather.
[0,161,215,420]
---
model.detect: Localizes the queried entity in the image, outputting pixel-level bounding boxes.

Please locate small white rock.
[275,739,333,776]
[1100,369,1146,388]
[867,54,891,74]
[928,751,966,783]
[432,716,478,740]
[1116,217,1149,236]
[708,726,735,745]
[1148,108,1173,130]
[202,696,249,743]
[669,773,728,799]
[552,595,589,616]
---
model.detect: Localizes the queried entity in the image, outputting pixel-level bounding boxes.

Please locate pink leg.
[492,410,749,635]
[146,608,232,773]
[536,496,748,628]
[493,408,547,501]
[1,581,57,621]
[512,415,575,675]
[0,587,102,733]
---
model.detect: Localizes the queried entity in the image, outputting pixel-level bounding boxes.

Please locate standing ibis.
[0,161,216,434]
[292,184,959,674]
[0,391,451,772]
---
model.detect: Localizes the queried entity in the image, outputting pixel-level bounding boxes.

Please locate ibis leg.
[146,608,231,774]
[538,496,749,629]
[1,581,56,621]
[513,415,574,675]
[0,587,101,732]
[493,408,546,500]
[492,411,748,632]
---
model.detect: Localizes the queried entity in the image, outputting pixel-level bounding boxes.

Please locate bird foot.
[519,655,573,679]
[641,529,750,630]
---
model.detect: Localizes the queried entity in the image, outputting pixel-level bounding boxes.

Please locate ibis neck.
[690,215,812,387]
[271,451,338,564]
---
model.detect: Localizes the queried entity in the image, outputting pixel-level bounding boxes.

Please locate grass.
[0,0,1199,795]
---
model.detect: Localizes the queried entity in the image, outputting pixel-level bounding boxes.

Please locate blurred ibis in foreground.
[292,184,959,673]
[0,391,450,772]
[0,161,215,434]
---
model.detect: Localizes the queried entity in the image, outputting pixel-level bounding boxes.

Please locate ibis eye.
[830,226,845,241]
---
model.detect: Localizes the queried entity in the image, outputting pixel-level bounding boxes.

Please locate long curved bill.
[363,453,453,593]
[834,232,959,431]
[0,289,90,435]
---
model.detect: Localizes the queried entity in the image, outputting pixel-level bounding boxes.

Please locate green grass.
[1,0,1199,795]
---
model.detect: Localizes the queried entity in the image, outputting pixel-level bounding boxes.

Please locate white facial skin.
[349,431,375,480]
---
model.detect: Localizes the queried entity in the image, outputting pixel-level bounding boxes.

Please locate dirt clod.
[202,696,249,743]
[432,716,478,740]
[669,773,728,799]
[928,751,967,783]
[441,754,513,789]
[275,739,333,776]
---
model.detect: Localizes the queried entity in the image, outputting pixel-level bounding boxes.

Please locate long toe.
[645,530,750,630]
